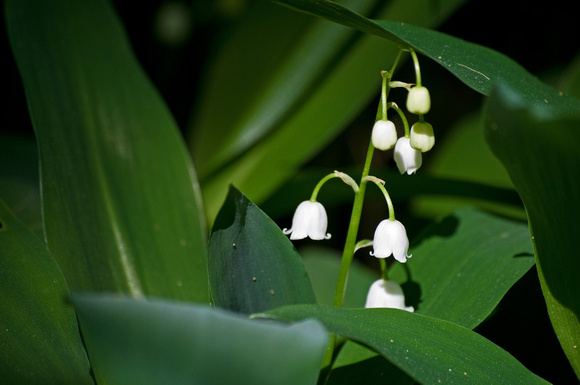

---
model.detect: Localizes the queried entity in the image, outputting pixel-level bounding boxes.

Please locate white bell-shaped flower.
[406,86,431,115]
[410,122,435,152]
[283,201,331,240]
[371,120,398,151]
[370,219,411,263]
[394,137,422,175]
[365,279,414,311]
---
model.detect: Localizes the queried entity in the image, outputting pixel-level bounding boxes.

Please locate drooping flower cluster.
[371,49,435,175]
[282,49,431,311]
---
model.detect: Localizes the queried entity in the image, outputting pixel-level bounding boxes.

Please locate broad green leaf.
[189,0,377,180]
[389,207,535,329]
[0,134,42,238]
[328,341,414,385]
[194,0,467,223]
[484,83,580,377]
[6,0,208,301]
[208,186,315,314]
[300,246,376,308]
[411,111,526,220]
[300,248,414,385]
[0,200,92,384]
[256,305,550,384]
[274,0,579,115]
[71,294,328,385]
[295,208,535,329]
[309,207,535,383]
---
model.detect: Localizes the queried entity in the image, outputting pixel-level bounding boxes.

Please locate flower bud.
[406,86,431,115]
[371,120,397,151]
[410,122,435,152]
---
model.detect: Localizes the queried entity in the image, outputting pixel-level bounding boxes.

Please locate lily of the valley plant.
[284,48,432,310]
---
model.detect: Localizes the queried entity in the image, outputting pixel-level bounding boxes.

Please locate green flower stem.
[368,177,395,282]
[364,176,396,221]
[380,71,388,120]
[380,50,403,120]
[310,172,339,201]
[390,103,411,138]
[410,48,422,86]
[333,142,375,308]
[380,258,389,281]
[332,50,403,309]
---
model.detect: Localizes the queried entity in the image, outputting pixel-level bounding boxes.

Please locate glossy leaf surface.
[274,0,579,115]
[484,83,580,377]
[305,208,536,383]
[191,0,467,222]
[389,207,535,329]
[71,295,328,385]
[0,200,92,384]
[0,135,42,237]
[208,186,315,314]
[6,0,208,301]
[257,305,550,384]
[189,0,377,180]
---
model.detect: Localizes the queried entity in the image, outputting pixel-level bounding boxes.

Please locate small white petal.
[365,279,414,311]
[394,137,422,175]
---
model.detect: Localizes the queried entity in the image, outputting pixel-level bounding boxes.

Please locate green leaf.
[389,207,535,329]
[328,342,414,385]
[6,0,208,301]
[0,200,92,384]
[256,305,550,384]
[192,0,468,223]
[484,83,580,377]
[208,186,315,314]
[317,207,535,383]
[71,294,328,385]
[274,0,579,115]
[411,111,526,220]
[301,246,376,308]
[0,135,42,238]
[189,0,377,180]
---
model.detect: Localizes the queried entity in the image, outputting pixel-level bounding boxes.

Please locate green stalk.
[324,51,403,377]
[390,103,411,138]
[410,48,422,86]
[310,172,339,201]
[332,50,402,308]
[332,142,375,307]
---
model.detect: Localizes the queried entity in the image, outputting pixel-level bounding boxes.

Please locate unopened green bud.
[410,122,435,152]
[406,86,431,115]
